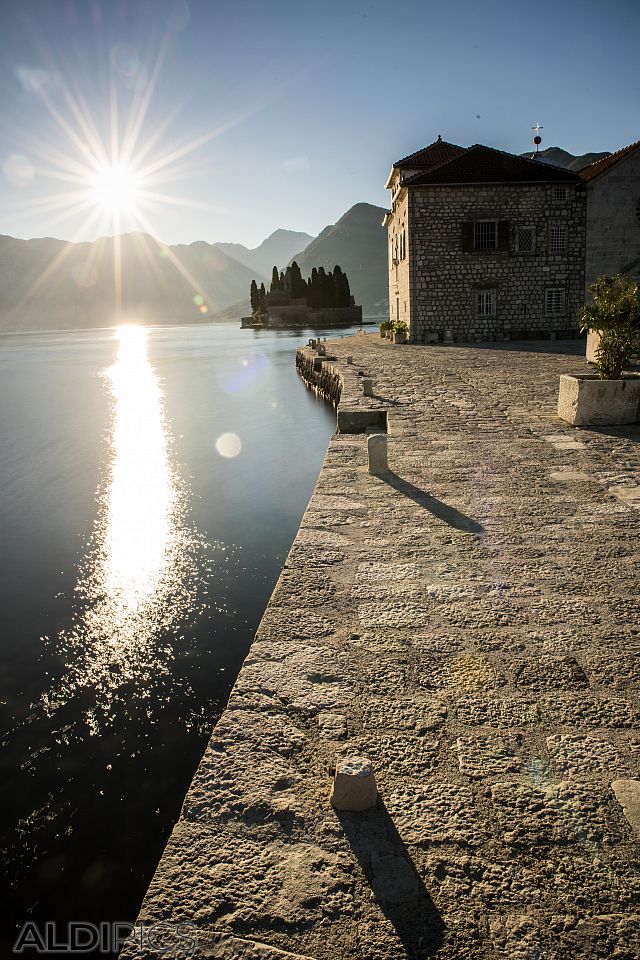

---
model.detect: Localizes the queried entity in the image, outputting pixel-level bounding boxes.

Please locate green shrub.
[579,274,640,380]
[380,320,393,333]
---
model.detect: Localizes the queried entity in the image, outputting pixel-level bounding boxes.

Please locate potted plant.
[379,319,392,339]
[393,321,409,344]
[558,274,640,426]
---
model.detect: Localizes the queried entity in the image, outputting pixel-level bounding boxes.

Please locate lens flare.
[215,432,242,459]
[3,153,35,187]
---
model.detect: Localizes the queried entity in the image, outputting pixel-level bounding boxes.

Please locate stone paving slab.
[124,335,640,960]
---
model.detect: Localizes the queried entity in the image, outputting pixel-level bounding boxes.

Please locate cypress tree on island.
[250,262,356,319]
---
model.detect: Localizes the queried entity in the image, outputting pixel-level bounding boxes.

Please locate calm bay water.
[0,321,356,954]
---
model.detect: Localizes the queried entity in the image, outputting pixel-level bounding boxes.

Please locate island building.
[242,262,362,328]
[383,136,640,343]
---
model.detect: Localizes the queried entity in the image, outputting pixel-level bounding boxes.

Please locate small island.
[241,261,362,328]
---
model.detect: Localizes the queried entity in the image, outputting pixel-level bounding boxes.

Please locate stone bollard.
[318,344,326,356]
[362,378,375,397]
[346,356,353,365]
[330,756,378,811]
[444,329,454,344]
[368,433,388,475]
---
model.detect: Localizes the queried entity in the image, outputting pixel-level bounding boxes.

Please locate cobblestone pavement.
[124,335,640,960]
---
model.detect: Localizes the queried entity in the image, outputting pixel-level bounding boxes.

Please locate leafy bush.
[380,320,393,333]
[579,274,640,380]
[394,321,409,335]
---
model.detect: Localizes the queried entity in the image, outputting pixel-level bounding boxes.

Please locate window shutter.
[498,220,510,251]
[462,222,473,252]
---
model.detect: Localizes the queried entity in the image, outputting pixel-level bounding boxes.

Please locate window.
[474,220,497,250]
[463,220,509,252]
[476,290,496,317]
[515,225,535,254]
[545,288,565,316]
[552,185,568,203]
[549,225,567,254]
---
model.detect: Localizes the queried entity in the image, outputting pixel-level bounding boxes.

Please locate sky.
[0,0,638,248]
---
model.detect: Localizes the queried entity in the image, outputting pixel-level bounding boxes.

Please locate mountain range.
[288,203,388,315]
[213,229,314,277]
[519,146,610,170]
[0,229,311,331]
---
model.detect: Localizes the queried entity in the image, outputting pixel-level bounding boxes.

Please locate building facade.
[384,140,588,343]
[581,141,640,291]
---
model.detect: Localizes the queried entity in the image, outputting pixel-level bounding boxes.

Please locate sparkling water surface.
[0,321,359,954]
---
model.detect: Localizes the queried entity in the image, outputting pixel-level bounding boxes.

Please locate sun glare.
[90,164,139,214]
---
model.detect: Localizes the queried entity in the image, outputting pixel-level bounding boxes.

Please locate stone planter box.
[558,373,640,426]
[393,332,408,344]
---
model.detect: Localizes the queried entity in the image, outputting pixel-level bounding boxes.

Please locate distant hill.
[289,203,388,315]
[519,146,610,171]
[0,232,264,331]
[214,229,314,278]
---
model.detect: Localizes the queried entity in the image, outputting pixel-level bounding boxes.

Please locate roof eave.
[579,140,640,182]
[384,166,397,190]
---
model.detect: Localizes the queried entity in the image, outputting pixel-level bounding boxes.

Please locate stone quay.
[124,333,640,960]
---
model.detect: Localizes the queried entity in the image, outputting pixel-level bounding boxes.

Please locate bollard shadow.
[574,423,640,443]
[382,471,484,533]
[335,798,445,958]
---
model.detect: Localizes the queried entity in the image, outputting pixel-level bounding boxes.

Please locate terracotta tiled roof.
[394,138,465,169]
[578,139,640,182]
[403,145,582,186]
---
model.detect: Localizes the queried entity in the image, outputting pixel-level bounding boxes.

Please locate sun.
[90,164,139,214]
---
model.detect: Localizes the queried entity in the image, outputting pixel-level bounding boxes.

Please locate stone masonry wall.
[387,189,410,326]
[585,150,640,292]
[408,182,586,343]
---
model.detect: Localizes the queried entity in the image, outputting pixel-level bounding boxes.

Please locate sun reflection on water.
[41,325,209,726]
[105,325,174,611]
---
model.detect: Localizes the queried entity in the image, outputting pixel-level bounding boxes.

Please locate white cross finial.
[532,121,543,136]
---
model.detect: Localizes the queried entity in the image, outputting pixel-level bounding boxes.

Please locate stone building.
[384,138,589,343]
[580,140,640,290]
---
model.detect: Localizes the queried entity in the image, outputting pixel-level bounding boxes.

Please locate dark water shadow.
[383,472,484,533]
[336,799,445,958]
